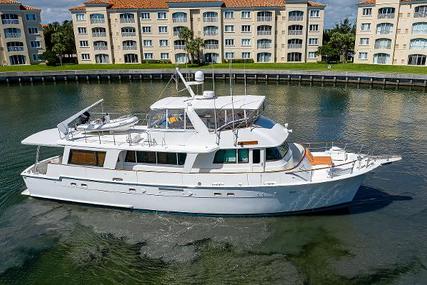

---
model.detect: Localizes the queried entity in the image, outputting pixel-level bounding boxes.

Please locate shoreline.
[1,68,427,88]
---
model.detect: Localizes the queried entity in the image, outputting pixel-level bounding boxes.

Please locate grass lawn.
[0,62,426,75]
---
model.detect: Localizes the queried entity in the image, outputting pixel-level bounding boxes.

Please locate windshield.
[195,108,260,131]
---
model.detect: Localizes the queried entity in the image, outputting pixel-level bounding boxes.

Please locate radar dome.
[195,71,204,82]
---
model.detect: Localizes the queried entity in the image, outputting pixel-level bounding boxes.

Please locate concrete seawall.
[1,68,427,88]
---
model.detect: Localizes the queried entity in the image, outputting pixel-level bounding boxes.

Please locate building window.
[242,52,251,59]
[224,11,234,19]
[159,26,167,33]
[225,52,234,59]
[32,54,40,61]
[241,39,251,46]
[308,52,317,59]
[373,53,390,64]
[408,54,426,65]
[224,25,234,32]
[26,14,36,21]
[124,54,138,63]
[309,24,319,32]
[144,53,153,60]
[78,27,87,34]
[410,38,427,49]
[360,38,370,45]
[287,52,302,62]
[241,25,251,32]
[141,12,150,20]
[361,23,371,31]
[76,13,85,21]
[30,41,41,48]
[157,12,167,19]
[375,38,392,49]
[81,53,90,60]
[358,52,368,60]
[362,8,372,16]
[308,38,318,45]
[68,149,106,167]
[28,27,38,34]
[161,53,169,60]
[412,22,427,34]
[159,39,168,47]
[309,10,320,18]
[225,39,234,47]
[142,26,151,33]
[143,40,152,47]
[257,52,272,62]
[241,11,251,19]
[415,5,427,18]
[9,55,26,65]
[377,23,393,34]
[80,40,89,47]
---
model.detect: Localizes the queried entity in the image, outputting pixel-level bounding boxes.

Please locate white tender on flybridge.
[20,68,401,215]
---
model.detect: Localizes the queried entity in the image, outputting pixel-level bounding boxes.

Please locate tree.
[318,18,356,63]
[42,20,76,65]
[178,27,204,64]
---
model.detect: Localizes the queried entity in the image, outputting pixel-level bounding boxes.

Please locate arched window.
[204,39,219,49]
[94,41,108,50]
[175,53,188,63]
[376,23,393,34]
[257,25,272,35]
[257,52,272,62]
[4,28,21,38]
[1,14,19,24]
[121,27,136,36]
[124,54,138,63]
[172,12,187,23]
[374,38,392,49]
[205,53,219,63]
[412,22,427,34]
[122,40,137,50]
[415,5,427,18]
[203,26,218,36]
[288,25,303,35]
[408,54,426,65]
[173,26,185,36]
[410,38,427,49]
[203,12,218,22]
[257,11,272,21]
[6,41,24,52]
[92,27,106,37]
[95,54,109,64]
[378,7,395,18]
[288,39,303,48]
[90,14,105,24]
[257,39,272,49]
[289,11,304,21]
[120,13,135,23]
[287,52,302,62]
[174,40,186,50]
[9,55,26,65]
[373,53,390,64]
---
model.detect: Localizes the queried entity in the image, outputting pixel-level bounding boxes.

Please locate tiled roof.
[20,5,41,10]
[69,0,326,11]
[359,0,415,4]
[0,0,19,3]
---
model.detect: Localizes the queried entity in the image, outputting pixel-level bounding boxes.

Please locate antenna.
[229,59,235,133]
[244,59,247,96]
[211,58,215,92]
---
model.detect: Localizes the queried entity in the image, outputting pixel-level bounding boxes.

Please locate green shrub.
[142,59,172,64]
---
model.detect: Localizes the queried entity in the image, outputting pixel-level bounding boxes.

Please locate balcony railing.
[122,32,136,37]
[174,45,186,50]
[203,17,218,22]
[257,44,272,49]
[374,44,391,49]
[94,45,108,50]
[120,18,135,23]
[289,16,303,21]
[257,16,272,21]
[288,44,302,49]
[204,30,218,36]
[288,30,303,35]
[378,13,395,19]
[123,45,137,50]
[257,30,272,35]
[377,29,392,35]
[172,17,187,23]
[2,19,19,25]
[90,18,105,24]
[92,32,106,37]
[414,12,427,18]
[4,33,21,38]
[205,44,219,49]
[7,46,24,52]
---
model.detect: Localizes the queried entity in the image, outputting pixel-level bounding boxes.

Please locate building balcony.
[289,16,303,21]
[94,45,108,50]
[205,44,219,49]
[288,44,302,49]
[288,30,303,35]
[174,45,186,50]
[257,16,272,22]
[4,33,21,38]
[90,18,105,24]
[257,44,272,49]
[377,30,393,35]
[378,13,394,19]
[122,32,136,37]
[414,12,427,18]
[120,18,135,23]
[203,17,218,22]
[374,44,391,49]
[123,45,137,50]
[172,17,187,23]
[257,30,272,35]
[92,32,106,37]
[7,46,24,52]
[204,31,218,36]
[2,19,19,25]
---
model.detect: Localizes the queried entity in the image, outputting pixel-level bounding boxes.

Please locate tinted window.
[126,151,186,166]
[137,151,156,163]
[266,143,289,161]
[68,149,106,167]
[214,149,237,163]
[238,149,249,163]
[178,153,187,165]
[253,149,260,163]
[125,151,136,162]
[157,152,177,165]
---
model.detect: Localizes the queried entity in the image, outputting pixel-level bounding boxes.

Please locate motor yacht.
[20,68,401,215]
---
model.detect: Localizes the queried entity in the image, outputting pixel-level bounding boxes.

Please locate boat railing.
[301,141,370,155]
[31,155,62,174]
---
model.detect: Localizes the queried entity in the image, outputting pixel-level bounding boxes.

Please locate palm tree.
[178,27,204,64]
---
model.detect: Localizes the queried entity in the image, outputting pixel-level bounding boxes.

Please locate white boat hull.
[21,173,365,215]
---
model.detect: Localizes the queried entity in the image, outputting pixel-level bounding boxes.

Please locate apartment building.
[69,0,325,64]
[355,0,427,66]
[0,0,45,65]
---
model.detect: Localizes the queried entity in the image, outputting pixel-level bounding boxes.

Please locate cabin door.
[251,149,264,172]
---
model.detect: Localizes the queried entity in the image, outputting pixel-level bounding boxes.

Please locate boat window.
[125,150,136,162]
[157,152,177,165]
[197,108,260,131]
[238,149,249,163]
[196,109,216,130]
[178,153,187,165]
[148,109,194,130]
[148,110,167,129]
[214,149,237,163]
[253,149,261,163]
[266,143,289,161]
[68,149,106,167]
[137,151,157,163]
[167,109,185,129]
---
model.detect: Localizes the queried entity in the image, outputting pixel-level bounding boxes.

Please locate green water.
[0,80,426,284]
